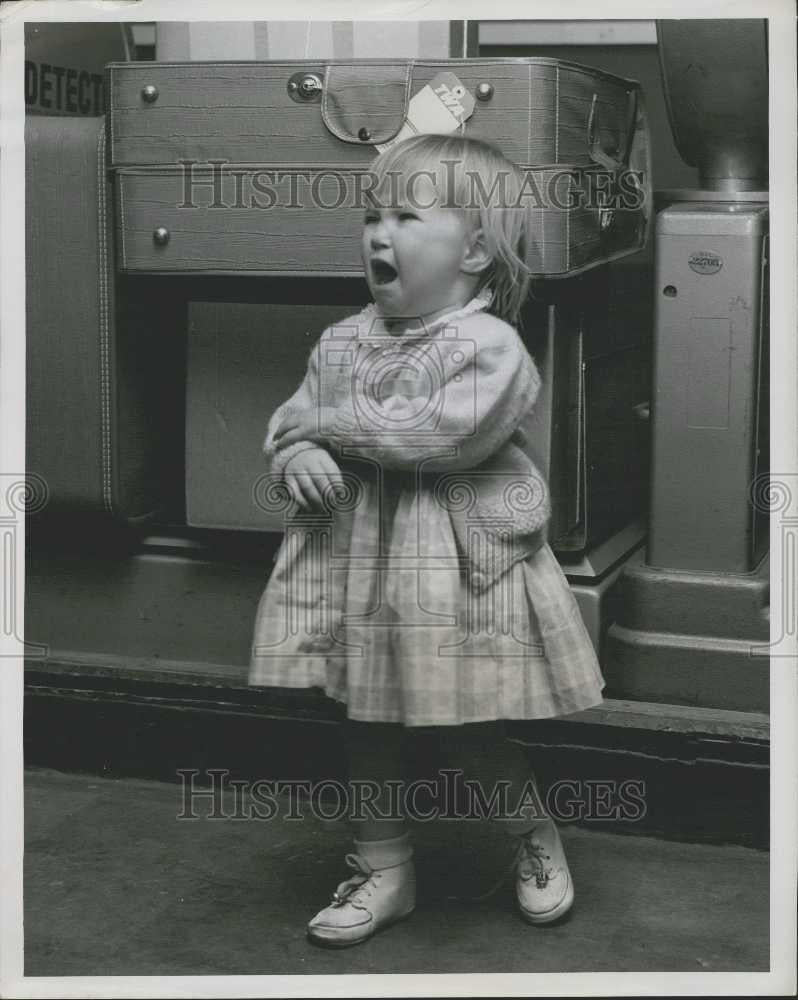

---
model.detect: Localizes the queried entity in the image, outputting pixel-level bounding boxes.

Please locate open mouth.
[371,259,398,285]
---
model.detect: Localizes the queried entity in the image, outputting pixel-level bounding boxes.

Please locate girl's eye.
[364,213,379,225]
[398,212,418,222]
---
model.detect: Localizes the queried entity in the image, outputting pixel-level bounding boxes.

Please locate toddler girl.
[250,134,605,946]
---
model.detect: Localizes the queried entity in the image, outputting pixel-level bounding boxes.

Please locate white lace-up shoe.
[307,835,416,947]
[515,820,574,925]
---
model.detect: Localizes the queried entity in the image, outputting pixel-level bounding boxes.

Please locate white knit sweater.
[262,293,550,589]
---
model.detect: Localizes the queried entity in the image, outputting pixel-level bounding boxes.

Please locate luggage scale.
[603,20,770,711]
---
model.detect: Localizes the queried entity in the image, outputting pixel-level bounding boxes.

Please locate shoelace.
[446,832,556,903]
[330,854,379,909]
[517,837,556,889]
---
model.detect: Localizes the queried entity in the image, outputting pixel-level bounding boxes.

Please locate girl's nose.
[369,222,390,250]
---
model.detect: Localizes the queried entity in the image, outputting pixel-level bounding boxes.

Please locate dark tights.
[344,719,545,842]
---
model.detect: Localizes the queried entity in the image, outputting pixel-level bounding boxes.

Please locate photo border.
[1,0,795,996]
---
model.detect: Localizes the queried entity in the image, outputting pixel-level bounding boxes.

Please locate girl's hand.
[283,447,344,511]
[272,408,335,451]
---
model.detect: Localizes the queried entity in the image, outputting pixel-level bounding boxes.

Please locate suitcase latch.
[287,72,323,102]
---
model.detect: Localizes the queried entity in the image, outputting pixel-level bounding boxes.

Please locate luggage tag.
[375,72,475,152]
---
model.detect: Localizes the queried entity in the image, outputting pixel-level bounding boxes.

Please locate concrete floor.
[24,767,768,977]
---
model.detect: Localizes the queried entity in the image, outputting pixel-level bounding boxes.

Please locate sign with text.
[25,22,127,117]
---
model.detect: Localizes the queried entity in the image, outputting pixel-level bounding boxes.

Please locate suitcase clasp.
[287,72,323,103]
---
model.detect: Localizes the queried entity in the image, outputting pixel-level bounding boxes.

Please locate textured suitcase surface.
[107,58,650,277]
[26,116,180,521]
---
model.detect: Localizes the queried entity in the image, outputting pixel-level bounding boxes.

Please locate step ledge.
[607,624,769,654]
[25,649,770,742]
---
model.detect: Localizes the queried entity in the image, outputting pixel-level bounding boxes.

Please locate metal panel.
[648,203,768,572]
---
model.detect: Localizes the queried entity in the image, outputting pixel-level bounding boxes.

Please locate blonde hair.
[368,134,534,325]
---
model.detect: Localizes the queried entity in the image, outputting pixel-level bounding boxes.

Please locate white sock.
[354,832,413,869]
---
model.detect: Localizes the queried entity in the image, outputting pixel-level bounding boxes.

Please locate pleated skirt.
[249,472,605,726]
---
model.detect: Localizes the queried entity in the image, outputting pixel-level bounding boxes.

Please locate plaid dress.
[249,297,605,726]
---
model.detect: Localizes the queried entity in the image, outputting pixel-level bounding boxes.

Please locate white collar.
[361,287,493,338]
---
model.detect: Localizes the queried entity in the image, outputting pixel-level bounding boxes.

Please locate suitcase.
[105,58,651,278]
[26,115,183,521]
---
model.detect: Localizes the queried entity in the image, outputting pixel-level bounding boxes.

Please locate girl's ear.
[461,228,491,275]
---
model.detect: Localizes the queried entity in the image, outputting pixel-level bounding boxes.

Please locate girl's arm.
[325,317,540,472]
[263,341,325,478]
